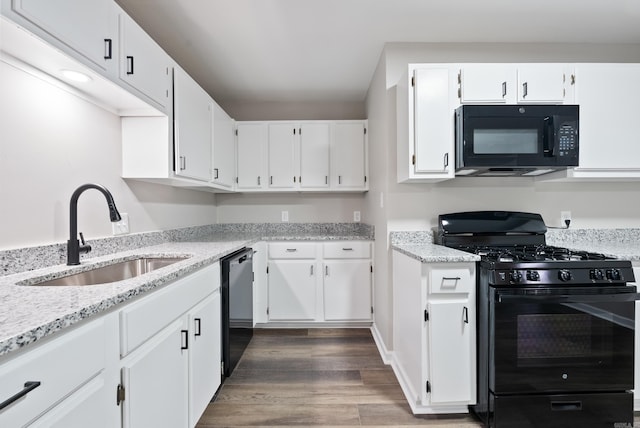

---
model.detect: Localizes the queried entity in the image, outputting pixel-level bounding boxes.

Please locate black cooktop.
[455,244,615,263]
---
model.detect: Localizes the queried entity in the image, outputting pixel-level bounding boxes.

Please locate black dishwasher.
[220,247,254,378]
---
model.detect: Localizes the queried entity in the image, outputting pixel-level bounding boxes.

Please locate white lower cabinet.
[265,241,372,324]
[392,250,476,414]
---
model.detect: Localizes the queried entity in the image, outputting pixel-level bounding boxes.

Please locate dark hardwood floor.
[196,328,482,427]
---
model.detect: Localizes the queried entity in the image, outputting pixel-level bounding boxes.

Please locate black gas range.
[437,211,637,428]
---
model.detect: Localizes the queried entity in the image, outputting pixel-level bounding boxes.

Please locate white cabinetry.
[322,242,372,321]
[0,315,118,428]
[119,263,221,428]
[235,120,368,192]
[118,10,171,112]
[212,101,236,189]
[458,64,573,104]
[392,250,476,414]
[264,241,373,324]
[6,0,118,74]
[267,242,318,321]
[174,66,213,182]
[397,65,455,183]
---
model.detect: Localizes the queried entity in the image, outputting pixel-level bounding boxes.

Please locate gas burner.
[455,244,613,263]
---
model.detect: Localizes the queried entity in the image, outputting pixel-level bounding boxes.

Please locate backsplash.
[1,223,374,276]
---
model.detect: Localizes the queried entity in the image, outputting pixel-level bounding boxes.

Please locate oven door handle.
[496,292,640,304]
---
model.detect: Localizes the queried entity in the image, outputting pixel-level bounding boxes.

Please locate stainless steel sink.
[29,256,189,286]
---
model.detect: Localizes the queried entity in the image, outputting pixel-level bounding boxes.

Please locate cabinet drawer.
[429,267,473,294]
[0,318,105,428]
[120,263,218,356]
[268,242,317,259]
[323,242,371,259]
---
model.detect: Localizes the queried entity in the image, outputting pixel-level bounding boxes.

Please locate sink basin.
[29,256,189,286]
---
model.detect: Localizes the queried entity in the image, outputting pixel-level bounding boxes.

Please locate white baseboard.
[370,323,393,364]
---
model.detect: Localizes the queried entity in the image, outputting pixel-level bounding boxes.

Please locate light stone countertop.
[0,228,375,358]
[392,243,481,263]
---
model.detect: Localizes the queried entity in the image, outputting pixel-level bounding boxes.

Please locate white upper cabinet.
[118,11,172,112]
[268,123,298,189]
[458,64,574,105]
[397,65,455,183]
[211,101,235,189]
[299,122,330,189]
[8,0,117,74]
[560,63,640,176]
[236,122,268,190]
[331,121,368,190]
[173,66,213,182]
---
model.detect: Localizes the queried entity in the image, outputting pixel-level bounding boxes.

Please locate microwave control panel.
[558,124,578,157]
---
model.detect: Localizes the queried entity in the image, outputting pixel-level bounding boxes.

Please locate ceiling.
[115,0,640,106]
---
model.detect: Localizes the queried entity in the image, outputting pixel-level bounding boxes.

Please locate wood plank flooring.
[196,328,483,427]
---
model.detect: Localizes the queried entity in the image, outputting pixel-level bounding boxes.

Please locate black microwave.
[455,104,579,176]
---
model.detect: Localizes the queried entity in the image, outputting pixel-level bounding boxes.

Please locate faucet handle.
[78,232,92,255]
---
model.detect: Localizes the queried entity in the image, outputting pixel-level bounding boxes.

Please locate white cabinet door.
[119,11,171,111]
[174,67,212,181]
[323,260,371,321]
[236,122,268,189]
[299,122,330,188]
[10,0,117,73]
[121,318,189,428]
[331,121,368,189]
[459,65,511,103]
[574,64,640,170]
[188,291,221,427]
[268,260,317,320]
[427,299,473,404]
[212,101,235,189]
[517,65,570,103]
[413,68,453,174]
[268,123,297,189]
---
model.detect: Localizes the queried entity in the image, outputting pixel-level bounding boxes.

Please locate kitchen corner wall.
[366,42,640,352]
[0,60,217,251]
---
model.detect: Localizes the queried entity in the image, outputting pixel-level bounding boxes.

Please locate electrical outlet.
[560,211,572,225]
[112,213,129,235]
[353,211,361,222]
[281,211,289,222]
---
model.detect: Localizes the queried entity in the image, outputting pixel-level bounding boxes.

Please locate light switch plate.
[354,211,361,222]
[112,213,129,235]
[281,211,289,222]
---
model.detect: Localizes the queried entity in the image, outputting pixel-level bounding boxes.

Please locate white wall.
[0,60,217,250]
[221,100,365,121]
[366,42,640,352]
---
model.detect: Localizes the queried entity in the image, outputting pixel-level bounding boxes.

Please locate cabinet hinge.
[267,307,269,315]
[571,74,576,85]
[116,384,125,406]
[364,127,367,135]
[266,266,269,274]
[371,306,374,314]
[236,177,239,183]
[426,380,431,393]
[424,309,429,321]
[221,361,225,375]
[412,154,416,165]
[364,176,367,183]
[457,71,461,84]
[235,129,238,136]
[370,264,373,273]
[458,87,462,99]
[411,76,415,87]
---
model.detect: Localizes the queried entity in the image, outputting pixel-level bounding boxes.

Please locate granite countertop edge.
[392,243,481,263]
[0,233,374,358]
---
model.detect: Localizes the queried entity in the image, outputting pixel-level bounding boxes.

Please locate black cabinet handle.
[214,168,219,179]
[502,81,507,97]
[463,306,469,324]
[194,318,202,337]
[0,381,41,411]
[126,56,134,75]
[181,330,189,350]
[522,82,528,98]
[104,39,112,59]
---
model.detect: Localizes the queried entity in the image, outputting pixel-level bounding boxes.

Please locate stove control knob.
[606,269,621,281]
[509,271,522,283]
[590,269,604,280]
[558,269,572,282]
[526,270,540,281]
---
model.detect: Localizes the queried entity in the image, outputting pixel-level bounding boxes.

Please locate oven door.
[490,286,638,395]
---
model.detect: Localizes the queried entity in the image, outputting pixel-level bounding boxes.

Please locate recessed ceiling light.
[60,69,92,83]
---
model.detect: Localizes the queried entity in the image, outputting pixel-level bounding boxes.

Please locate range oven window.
[474,128,538,154]
[491,296,633,394]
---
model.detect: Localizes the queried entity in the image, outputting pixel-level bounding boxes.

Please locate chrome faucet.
[67,183,122,265]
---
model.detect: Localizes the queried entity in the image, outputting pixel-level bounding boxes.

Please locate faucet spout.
[67,183,122,265]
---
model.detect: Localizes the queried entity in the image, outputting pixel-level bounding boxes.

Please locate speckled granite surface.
[389,231,479,263]
[546,228,640,261]
[0,223,373,357]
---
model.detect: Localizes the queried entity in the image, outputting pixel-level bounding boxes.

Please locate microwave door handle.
[543,116,555,156]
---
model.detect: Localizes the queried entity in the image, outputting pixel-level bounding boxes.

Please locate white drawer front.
[323,242,371,259]
[268,242,317,259]
[120,263,218,356]
[0,318,105,428]
[430,267,473,294]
